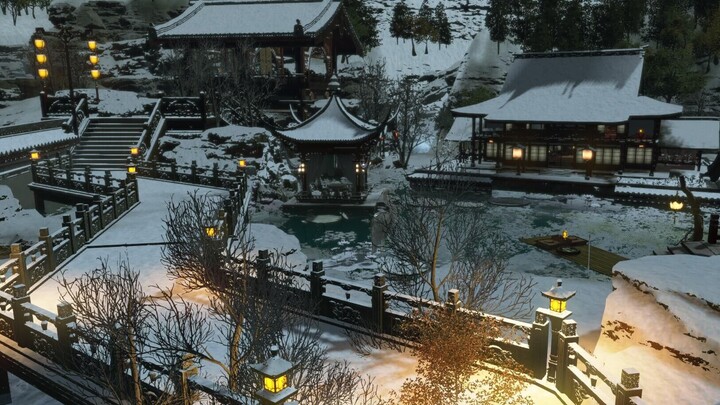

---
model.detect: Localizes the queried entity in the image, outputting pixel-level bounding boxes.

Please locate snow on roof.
[445,117,472,141]
[452,49,683,123]
[155,0,340,39]
[274,95,381,143]
[0,129,76,156]
[660,118,720,150]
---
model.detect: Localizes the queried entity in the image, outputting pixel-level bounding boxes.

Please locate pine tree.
[344,0,381,50]
[587,1,625,49]
[415,0,435,54]
[509,0,539,51]
[557,0,588,51]
[485,0,511,54]
[390,0,411,44]
[433,2,452,49]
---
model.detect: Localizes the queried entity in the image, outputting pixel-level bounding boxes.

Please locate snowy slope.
[594,255,720,405]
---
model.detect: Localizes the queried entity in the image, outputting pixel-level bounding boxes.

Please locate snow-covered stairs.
[71,118,147,170]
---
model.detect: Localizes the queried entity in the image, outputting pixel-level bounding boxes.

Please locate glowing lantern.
[204,225,217,238]
[512,145,524,160]
[34,38,45,50]
[130,147,139,156]
[249,345,297,404]
[30,149,40,161]
[35,54,47,64]
[561,230,568,240]
[87,40,97,52]
[90,69,100,80]
[88,54,99,65]
[582,147,594,162]
[669,199,684,211]
[37,69,49,79]
[542,279,576,313]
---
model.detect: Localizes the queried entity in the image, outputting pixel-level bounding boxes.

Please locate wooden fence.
[137,160,246,192]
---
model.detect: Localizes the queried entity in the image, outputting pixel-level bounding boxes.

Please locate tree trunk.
[497,41,500,54]
[430,211,443,302]
[411,38,417,56]
[128,331,143,405]
[680,175,704,241]
[228,321,243,391]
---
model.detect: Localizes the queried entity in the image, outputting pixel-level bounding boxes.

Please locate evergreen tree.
[415,0,435,54]
[509,0,539,51]
[556,0,588,51]
[587,1,625,49]
[645,0,692,46]
[618,0,646,40]
[433,2,452,49]
[390,0,412,44]
[532,0,561,51]
[344,0,381,50]
[643,45,705,102]
[693,0,720,27]
[485,0,511,54]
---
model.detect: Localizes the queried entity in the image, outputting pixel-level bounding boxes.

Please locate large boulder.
[593,255,720,405]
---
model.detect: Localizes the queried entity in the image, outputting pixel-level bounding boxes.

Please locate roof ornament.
[328,74,340,94]
[294,19,304,36]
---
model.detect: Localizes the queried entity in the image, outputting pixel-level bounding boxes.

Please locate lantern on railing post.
[512,144,525,176]
[126,161,137,181]
[204,225,217,239]
[249,345,298,405]
[30,149,40,181]
[582,146,595,180]
[540,279,576,383]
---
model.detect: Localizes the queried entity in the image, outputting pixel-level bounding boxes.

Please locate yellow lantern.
[34,38,45,50]
[87,40,97,52]
[90,69,100,80]
[37,68,49,79]
[204,225,216,238]
[130,147,139,156]
[561,230,568,240]
[542,279,576,313]
[127,166,136,174]
[238,159,247,168]
[669,200,684,211]
[35,54,47,64]
[263,374,287,393]
[298,162,305,173]
[249,345,297,404]
[89,54,99,65]
[582,147,594,162]
[30,149,40,161]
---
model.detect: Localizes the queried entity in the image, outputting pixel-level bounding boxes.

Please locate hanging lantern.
[89,54,99,65]
[512,144,524,160]
[87,40,97,52]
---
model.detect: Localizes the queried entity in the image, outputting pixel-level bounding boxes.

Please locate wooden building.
[269,83,387,202]
[450,49,684,174]
[150,0,363,96]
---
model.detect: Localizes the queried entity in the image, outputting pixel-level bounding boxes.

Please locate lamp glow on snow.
[37,68,49,80]
[249,345,297,405]
[35,54,47,64]
[542,279,576,313]
[30,149,40,161]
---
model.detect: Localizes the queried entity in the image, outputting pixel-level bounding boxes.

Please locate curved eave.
[271,129,380,146]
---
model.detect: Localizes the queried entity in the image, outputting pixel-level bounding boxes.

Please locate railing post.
[56,302,77,368]
[30,160,38,182]
[11,284,31,348]
[119,180,129,212]
[47,159,55,186]
[9,244,29,287]
[709,213,719,244]
[223,197,234,236]
[446,289,461,312]
[38,227,55,273]
[530,309,550,379]
[84,166,92,192]
[191,160,198,183]
[556,319,578,394]
[40,90,48,118]
[94,195,105,229]
[111,192,118,219]
[76,203,91,242]
[310,261,326,315]
[65,166,72,186]
[171,161,178,181]
[63,215,76,253]
[179,353,198,405]
[256,250,270,284]
[616,368,642,405]
[104,170,112,192]
[371,274,387,333]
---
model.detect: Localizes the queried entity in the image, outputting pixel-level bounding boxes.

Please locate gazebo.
[450,48,683,175]
[269,82,388,202]
[150,0,363,95]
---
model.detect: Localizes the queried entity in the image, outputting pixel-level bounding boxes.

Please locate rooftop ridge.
[515,47,646,59]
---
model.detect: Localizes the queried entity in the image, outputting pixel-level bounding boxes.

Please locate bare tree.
[348,60,394,124]
[161,191,383,402]
[391,309,533,405]
[58,257,155,404]
[377,178,535,319]
[392,77,428,169]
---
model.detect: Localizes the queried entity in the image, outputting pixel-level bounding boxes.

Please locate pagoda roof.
[155,0,344,40]
[272,95,383,144]
[453,48,683,124]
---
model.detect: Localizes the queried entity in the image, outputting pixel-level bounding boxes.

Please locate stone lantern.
[249,345,298,405]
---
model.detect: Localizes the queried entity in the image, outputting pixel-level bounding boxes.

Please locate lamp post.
[582,146,595,180]
[88,40,100,101]
[298,161,307,195]
[512,144,525,175]
[249,345,298,405]
[540,279,576,382]
[33,31,49,117]
[126,161,136,182]
[30,149,40,181]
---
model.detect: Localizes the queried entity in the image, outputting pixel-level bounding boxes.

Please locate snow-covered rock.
[594,255,720,405]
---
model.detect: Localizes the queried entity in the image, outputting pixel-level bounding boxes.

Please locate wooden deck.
[521,236,627,276]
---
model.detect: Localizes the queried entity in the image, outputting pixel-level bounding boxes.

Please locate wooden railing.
[137,160,246,191]
[0,119,65,137]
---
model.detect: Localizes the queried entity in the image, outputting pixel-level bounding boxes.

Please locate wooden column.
[471,117,477,167]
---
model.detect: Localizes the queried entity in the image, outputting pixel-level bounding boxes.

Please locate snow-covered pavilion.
[150,0,362,84]
[269,85,387,202]
[450,48,684,174]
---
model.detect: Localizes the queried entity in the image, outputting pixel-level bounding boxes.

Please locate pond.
[0,169,69,214]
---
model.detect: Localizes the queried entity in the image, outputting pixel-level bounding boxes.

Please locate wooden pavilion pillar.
[650,119,660,176]
[470,117,477,167]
